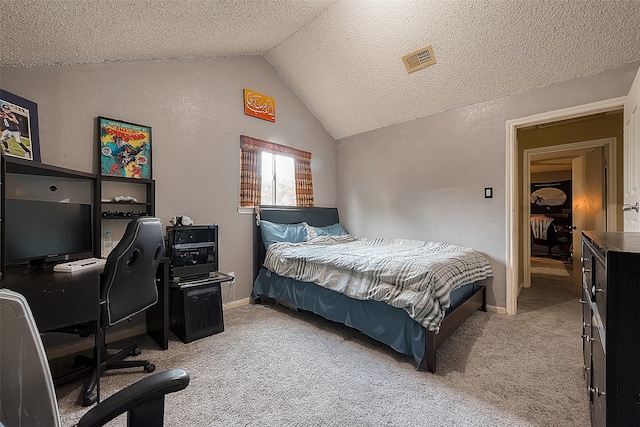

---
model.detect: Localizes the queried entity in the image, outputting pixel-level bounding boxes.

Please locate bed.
[251,206,493,372]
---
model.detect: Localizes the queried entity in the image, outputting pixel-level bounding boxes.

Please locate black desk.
[148,259,170,350]
[4,264,103,398]
[4,260,169,407]
[5,264,101,332]
[3,260,169,350]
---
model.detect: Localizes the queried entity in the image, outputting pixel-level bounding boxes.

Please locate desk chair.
[0,288,189,427]
[56,217,166,406]
[531,219,569,259]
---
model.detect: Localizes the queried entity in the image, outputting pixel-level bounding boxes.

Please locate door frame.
[522,138,616,287]
[505,97,626,315]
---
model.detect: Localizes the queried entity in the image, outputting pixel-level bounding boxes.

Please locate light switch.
[484,187,493,199]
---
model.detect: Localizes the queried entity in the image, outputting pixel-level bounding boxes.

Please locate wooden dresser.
[581,231,640,427]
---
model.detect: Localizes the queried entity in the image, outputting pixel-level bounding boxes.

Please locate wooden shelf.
[96,175,155,256]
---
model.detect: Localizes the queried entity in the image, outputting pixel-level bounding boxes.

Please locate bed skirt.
[253,267,479,368]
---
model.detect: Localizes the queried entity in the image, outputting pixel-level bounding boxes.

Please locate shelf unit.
[95,174,167,349]
[96,175,155,256]
[1,153,97,268]
[0,153,169,350]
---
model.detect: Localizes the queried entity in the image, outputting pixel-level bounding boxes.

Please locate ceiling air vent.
[402,45,436,73]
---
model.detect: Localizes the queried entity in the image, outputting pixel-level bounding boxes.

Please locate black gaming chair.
[55,217,166,406]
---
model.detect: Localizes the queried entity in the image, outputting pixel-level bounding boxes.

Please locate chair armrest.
[76,369,190,427]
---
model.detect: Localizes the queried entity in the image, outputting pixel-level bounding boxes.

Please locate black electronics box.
[166,224,218,280]
[170,280,224,343]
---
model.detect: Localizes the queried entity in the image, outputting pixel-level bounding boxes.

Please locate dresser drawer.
[591,326,606,427]
[592,258,607,329]
[581,287,592,385]
[581,247,593,289]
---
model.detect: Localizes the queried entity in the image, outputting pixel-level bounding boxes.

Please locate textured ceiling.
[2,0,640,139]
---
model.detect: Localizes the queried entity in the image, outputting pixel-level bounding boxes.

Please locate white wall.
[0,56,336,302]
[3,57,639,311]
[336,62,640,309]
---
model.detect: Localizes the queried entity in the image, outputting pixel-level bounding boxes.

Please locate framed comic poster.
[0,89,41,162]
[99,117,152,179]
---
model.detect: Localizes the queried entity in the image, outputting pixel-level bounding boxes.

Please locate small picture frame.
[99,117,152,179]
[0,89,41,162]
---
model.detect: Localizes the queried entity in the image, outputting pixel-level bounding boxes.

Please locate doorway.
[522,139,615,288]
[505,98,626,315]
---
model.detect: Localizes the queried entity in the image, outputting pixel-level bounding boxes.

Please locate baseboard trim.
[224,297,251,310]
[485,304,507,315]
[48,297,251,359]
[46,324,147,360]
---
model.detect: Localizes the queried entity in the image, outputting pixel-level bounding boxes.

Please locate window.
[261,152,295,205]
[240,135,314,207]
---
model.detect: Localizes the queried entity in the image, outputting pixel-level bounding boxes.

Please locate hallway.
[519,257,578,314]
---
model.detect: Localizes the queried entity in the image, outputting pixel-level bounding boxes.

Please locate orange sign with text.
[243,88,275,122]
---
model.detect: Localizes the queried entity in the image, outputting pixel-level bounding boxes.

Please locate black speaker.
[170,281,224,343]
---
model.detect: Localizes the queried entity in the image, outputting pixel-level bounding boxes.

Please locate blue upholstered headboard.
[252,205,339,281]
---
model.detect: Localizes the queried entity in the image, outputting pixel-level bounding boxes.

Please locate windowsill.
[237,206,254,215]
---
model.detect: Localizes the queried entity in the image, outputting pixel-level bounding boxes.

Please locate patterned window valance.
[239,135,314,207]
[240,135,312,162]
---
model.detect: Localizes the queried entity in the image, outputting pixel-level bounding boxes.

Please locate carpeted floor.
[530,256,572,277]
[54,262,589,426]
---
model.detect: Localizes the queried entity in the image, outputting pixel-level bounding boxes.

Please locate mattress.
[263,235,492,332]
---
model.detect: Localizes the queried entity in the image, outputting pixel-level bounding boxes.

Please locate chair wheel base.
[131,348,141,357]
[145,364,156,373]
[82,393,98,407]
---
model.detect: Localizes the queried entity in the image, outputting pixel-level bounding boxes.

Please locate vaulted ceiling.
[2,0,640,139]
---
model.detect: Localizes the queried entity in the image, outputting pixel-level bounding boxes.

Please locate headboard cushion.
[258,206,339,227]
[253,206,340,281]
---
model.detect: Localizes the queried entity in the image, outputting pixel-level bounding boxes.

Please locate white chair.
[0,288,189,427]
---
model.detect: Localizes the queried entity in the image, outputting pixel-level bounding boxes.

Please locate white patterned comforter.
[263,235,493,332]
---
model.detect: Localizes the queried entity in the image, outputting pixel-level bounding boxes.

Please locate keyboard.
[53,257,107,273]
[172,272,233,288]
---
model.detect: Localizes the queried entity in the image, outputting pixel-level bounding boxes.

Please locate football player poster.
[0,90,40,162]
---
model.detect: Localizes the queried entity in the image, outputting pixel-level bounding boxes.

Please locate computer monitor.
[5,199,94,266]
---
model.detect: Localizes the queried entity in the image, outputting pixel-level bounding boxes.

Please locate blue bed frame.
[251,205,486,373]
